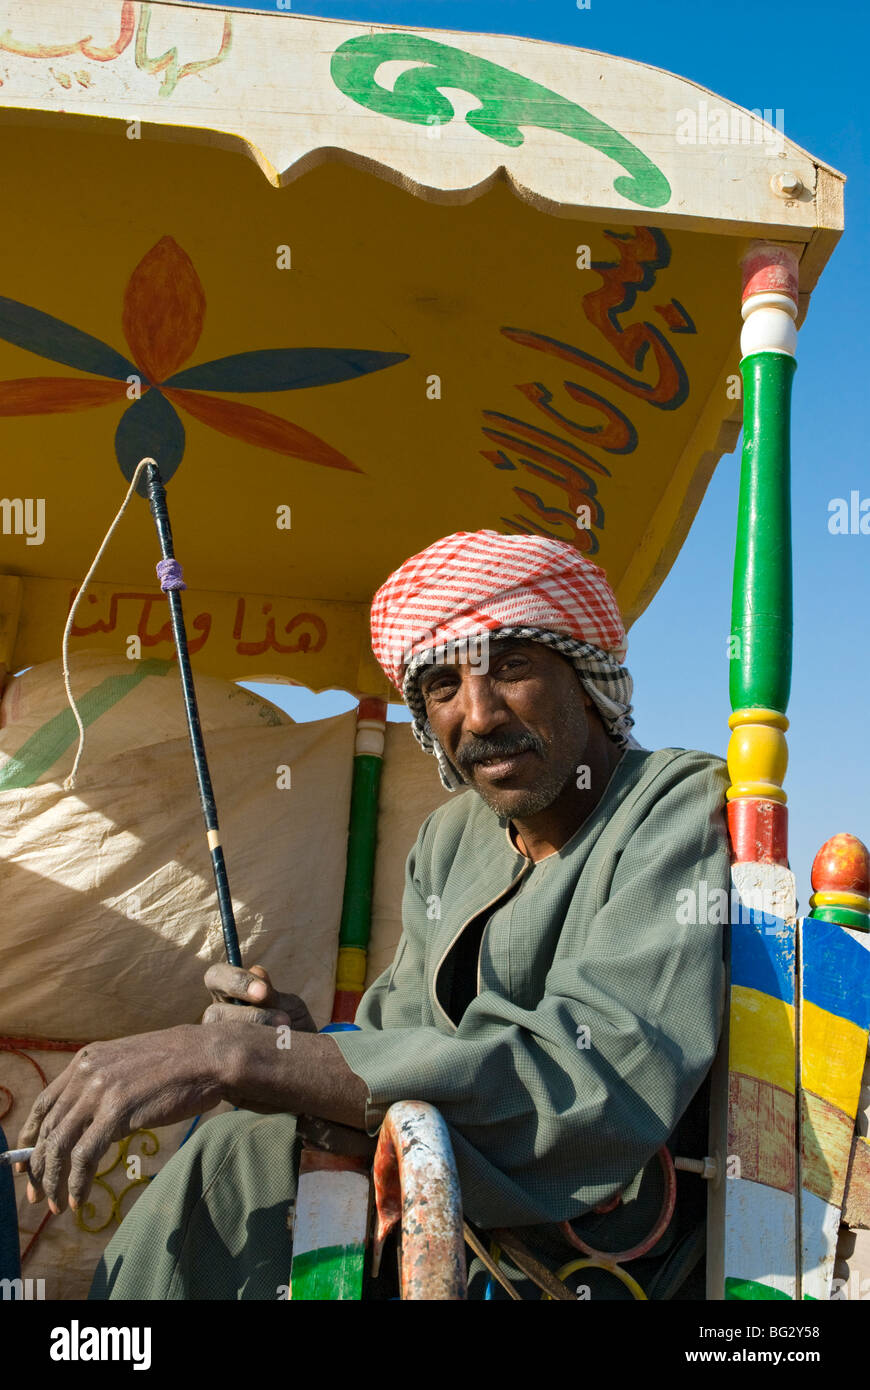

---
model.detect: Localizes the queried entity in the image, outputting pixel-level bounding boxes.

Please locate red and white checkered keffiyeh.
[370,531,637,790]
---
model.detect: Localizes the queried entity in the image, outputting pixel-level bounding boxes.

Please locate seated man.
[18,529,730,1300]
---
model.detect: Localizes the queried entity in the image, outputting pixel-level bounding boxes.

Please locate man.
[18,530,729,1299]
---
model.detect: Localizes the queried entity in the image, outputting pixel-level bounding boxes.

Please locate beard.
[449,689,591,819]
[465,756,578,818]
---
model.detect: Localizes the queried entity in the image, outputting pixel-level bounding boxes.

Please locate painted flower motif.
[0,236,408,486]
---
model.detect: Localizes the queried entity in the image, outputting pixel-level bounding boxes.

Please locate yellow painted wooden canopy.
[0,0,843,697]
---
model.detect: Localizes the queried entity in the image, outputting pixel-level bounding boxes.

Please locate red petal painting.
[163,388,362,472]
[121,237,206,384]
[0,378,130,415]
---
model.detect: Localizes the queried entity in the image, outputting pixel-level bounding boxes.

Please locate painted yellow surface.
[729,984,795,1094]
[802,1000,868,1115]
[336,946,368,993]
[0,112,754,692]
[0,5,844,698]
[726,711,789,805]
[728,709,790,730]
[10,576,390,699]
[809,889,870,913]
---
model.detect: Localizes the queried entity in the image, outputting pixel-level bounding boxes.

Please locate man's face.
[418,638,592,818]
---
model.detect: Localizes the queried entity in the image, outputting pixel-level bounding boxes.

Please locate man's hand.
[16,970,366,1216]
[202,963,317,1033]
[16,1025,227,1216]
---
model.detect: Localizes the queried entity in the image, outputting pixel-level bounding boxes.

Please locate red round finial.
[741,245,800,306]
[811,834,870,897]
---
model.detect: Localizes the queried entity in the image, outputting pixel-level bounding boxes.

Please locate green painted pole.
[339,754,383,950]
[331,698,387,1021]
[729,351,796,715]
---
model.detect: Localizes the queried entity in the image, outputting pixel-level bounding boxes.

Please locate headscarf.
[370,530,637,790]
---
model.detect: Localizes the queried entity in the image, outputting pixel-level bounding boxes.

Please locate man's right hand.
[202,963,318,1033]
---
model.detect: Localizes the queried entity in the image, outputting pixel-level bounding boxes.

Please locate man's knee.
[91,1110,301,1301]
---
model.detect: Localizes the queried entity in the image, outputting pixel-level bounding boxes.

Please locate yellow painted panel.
[802,1000,868,1116]
[13,576,391,697]
[729,984,796,1094]
[0,116,755,689]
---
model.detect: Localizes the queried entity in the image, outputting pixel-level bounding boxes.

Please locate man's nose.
[458,673,511,736]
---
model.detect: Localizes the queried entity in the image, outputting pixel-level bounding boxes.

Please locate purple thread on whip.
[157,558,187,592]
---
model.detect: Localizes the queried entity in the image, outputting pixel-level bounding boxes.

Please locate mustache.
[456,731,544,770]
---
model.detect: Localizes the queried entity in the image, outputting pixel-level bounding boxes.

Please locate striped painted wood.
[289,1151,370,1301]
[709,862,798,1300]
[799,914,870,1299]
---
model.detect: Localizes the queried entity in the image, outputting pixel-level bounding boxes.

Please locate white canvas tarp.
[0,650,448,1296]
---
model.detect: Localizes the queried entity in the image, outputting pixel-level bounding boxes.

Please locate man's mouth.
[471,749,535,779]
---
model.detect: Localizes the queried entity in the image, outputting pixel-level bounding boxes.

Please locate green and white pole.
[726,243,799,863]
[289,697,387,1301]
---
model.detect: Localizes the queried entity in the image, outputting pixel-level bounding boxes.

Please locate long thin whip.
[142,460,242,968]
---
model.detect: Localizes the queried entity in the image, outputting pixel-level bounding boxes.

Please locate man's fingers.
[37,1133,72,1214]
[274,994,318,1033]
[27,1139,58,1212]
[204,962,274,1006]
[19,1054,90,1204]
[202,1002,290,1027]
[17,1062,76,1148]
[68,1121,117,1211]
[34,1105,96,1214]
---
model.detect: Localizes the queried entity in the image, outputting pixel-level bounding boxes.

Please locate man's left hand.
[16,1025,227,1215]
[202,962,316,1032]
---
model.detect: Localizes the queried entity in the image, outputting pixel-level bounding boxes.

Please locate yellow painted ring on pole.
[810,889,870,913]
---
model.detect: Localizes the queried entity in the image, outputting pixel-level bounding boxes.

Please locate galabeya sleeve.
[328,754,729,1229]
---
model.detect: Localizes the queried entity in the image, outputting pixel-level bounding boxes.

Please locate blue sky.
[220,0,870,911]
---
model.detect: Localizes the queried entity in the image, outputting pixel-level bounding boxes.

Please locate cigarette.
[0,1147,34,1166]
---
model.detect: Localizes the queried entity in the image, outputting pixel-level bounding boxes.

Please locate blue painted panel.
[802,917,870,1030]
[730,910,795,1005]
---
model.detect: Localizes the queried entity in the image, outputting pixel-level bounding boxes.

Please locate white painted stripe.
[355,727,385,756]
[801,1188,840,1301]
[740,305,797,357]
[292,1169,370,1257]
[724,1178,796,1298]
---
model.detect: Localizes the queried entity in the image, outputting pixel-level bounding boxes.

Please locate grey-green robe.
[330,746,729,1229]
[92,745,728,1299]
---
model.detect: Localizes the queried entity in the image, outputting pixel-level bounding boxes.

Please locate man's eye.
[496,656,528,677]
[423,677,457,700]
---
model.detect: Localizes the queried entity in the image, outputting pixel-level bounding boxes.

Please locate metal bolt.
[772,171,803,198]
